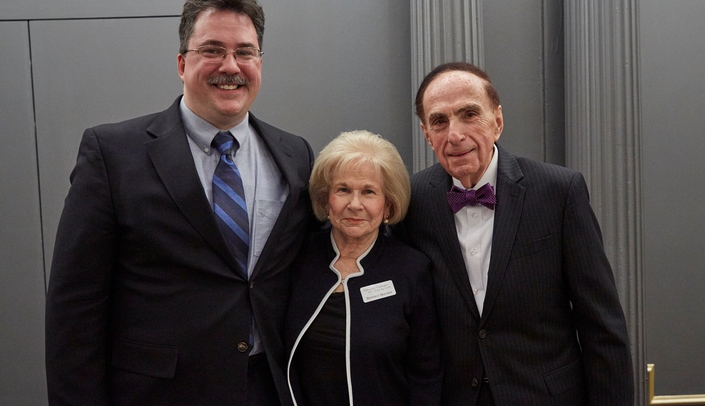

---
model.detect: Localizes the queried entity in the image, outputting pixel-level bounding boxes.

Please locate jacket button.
[237,342,249,352]
[471,378,479,387]
[479,329,487,339]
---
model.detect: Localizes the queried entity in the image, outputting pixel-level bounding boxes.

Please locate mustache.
[207,75,248,86]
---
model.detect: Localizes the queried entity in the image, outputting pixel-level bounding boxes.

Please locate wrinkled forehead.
[423,72,491,114]
[426,70,488,99]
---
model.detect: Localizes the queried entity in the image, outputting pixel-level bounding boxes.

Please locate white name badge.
[360,280,396,303]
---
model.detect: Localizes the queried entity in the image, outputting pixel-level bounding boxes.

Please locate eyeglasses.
[184,45,263,63]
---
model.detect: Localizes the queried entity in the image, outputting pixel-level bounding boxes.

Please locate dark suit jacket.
[396,145,634,406]
[45,97,314,405]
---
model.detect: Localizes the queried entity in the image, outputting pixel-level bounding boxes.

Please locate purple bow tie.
[447,183,497,212]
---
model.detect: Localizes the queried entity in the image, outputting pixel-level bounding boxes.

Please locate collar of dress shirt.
[180,98,250,156]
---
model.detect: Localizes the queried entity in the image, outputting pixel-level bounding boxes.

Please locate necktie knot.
[447,183,497,213]
[212,131,239,157]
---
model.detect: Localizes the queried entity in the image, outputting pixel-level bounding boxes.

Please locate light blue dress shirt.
[180,99,288,354]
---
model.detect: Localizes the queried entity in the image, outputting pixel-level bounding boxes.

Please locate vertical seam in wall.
[27,20,48,294]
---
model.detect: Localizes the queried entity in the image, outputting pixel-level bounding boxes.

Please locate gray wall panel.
[641,0,705,395]
[541,0,564,165]
[483,0,546,162]
[254,0,412,165]
[31,17,184,277]
[0,1,180,21]
[0,21,49,406]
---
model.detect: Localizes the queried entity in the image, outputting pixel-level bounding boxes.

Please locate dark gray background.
[1,0,703,403]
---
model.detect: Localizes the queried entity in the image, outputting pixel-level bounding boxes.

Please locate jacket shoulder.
[409,163,449,199]
[249,114,312,154]
[512,155,584,189]
[381,235,429,262]
[87,98,182,142]
[374,235,432,278]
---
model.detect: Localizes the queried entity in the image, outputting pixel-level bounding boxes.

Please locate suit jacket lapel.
[482,145,525,322]
[428,165,482,320]
[145,97,244,277]
[247,114,308,280]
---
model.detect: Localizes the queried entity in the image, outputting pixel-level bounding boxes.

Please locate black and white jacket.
[284,230,442,406]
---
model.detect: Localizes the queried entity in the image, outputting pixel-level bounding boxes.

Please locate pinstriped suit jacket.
[396,145,633,406]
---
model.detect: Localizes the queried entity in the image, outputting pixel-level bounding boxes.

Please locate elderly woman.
[284,130,442,406]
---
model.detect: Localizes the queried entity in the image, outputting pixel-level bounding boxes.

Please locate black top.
[285,232,442,405]
[293,292,348,405]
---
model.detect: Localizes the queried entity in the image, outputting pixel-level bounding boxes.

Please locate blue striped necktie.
[212,131,249,278]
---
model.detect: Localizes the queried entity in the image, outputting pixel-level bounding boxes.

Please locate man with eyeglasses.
[45,1,313,405]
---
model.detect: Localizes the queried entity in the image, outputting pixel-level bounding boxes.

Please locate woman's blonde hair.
[309,130,410,224]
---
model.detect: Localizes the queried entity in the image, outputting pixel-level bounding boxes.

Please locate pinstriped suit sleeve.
[560,171,634,405]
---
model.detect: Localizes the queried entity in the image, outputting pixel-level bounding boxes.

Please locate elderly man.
[396,62,634,405]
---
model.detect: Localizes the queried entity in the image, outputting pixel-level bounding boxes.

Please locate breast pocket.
[509,234,556,260]
[252,199,285,257]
